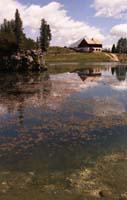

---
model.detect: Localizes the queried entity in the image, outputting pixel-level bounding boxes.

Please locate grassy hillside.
[117,54,127,62]
[45,47,112,63]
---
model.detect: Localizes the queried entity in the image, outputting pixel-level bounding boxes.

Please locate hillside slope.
[45,47,118,63]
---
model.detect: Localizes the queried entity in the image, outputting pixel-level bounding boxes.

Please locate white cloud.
[103,37,115,49]
[0,0,104,46]
[111,81,127,90]
[110,24,127,37]
[102,23,127,49]
[93,0,127,18]
[0,0,22,19]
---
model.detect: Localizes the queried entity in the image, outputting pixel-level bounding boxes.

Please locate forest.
[0,9,51,56]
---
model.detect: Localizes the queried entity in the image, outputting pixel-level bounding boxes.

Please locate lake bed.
[0,63,127,199]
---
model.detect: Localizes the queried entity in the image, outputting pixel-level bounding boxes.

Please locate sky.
[1,0,127,48]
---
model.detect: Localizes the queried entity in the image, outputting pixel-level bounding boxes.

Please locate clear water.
[0,64,127,199]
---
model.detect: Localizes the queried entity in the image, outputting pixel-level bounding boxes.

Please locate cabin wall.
[75,47,90,52]
[72,47,102,53]
[91,47,102,53]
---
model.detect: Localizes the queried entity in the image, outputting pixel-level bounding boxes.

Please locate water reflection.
[112,65,127,81]
[1,64,127,118]
[72,67,102,82]
[109,65,127,90]
[74,65,127,83]
[0,72,52,114]
[0,64,127,199]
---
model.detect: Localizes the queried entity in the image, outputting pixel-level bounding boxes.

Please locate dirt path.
[105,53,119,62]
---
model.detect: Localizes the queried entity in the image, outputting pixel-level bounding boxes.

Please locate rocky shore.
[0,50,47,72]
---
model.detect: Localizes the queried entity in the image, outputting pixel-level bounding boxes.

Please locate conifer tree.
[14,9,24,51]
[116,38,127,53]
[0,9,39,55]
[36,37,40,50]
[112,44,116,53]
[40,19,51,52]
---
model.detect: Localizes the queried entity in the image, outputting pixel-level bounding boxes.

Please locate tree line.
[112,38,127,53]
[0,9,51,55]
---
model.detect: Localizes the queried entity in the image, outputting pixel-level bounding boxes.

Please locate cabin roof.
[85,38,101,45]
[70,37,102,48]
[70,38,84,48]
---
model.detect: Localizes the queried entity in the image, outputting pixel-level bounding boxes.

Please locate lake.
[0,63,127,199]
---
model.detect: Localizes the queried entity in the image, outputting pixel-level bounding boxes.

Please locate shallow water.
[0,63,127,199]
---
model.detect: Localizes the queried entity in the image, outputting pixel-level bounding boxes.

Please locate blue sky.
[19,0,113,32]
[1,0,127,47]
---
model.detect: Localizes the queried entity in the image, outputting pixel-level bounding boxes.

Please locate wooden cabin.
[70,37,102,53]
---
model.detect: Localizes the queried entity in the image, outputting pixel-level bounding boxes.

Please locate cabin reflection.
[72,67,102,81]
[74,65,127,83]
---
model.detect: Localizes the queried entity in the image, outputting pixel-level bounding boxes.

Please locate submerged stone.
[120,193,127,200]
[99,190,113,198]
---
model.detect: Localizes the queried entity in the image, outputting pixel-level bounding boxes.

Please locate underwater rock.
[99,190,113,198]
[43,184,56,193]
[1,182,7,185]
[103,153,124,162]
[0,181,10,194]
[88,189,101,198]
[28,171,35,176]
[120,193,127,200]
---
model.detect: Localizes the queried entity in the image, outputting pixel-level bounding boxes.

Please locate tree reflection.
[0,72,52,116]
[111,65,127,82]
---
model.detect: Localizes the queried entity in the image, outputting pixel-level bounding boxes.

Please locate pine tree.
[40,19,51,52]
[0,18,17,54]
[116,38,127,53]
[112,44,116,53]
[36,37,40,50]
[14,9,24,51]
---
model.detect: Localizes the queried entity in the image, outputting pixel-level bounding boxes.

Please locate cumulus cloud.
[0,0,104,46]
[102,24,127,49]
[92,0,127,18]
[110,24,127,37]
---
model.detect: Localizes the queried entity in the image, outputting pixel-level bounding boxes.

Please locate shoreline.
[47,61,119,66]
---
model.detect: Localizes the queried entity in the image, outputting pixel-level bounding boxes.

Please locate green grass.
[48,46,75,54]
[45,47,111,63]
[117,53,127,62]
